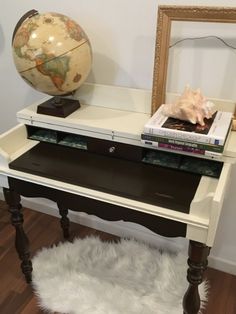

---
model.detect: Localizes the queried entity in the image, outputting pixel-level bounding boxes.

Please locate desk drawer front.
[27,125,142,162]
[87,137,142,161]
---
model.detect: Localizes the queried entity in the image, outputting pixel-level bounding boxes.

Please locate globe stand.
[37,96,80,118]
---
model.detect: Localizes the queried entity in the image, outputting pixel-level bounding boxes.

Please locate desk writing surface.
[9,142,201,213]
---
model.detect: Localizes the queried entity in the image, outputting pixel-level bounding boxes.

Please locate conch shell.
[162,86,216,126]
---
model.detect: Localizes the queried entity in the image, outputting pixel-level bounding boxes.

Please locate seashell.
[162,86,216,126]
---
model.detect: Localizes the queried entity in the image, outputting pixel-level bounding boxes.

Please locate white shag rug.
[32,236,207,314]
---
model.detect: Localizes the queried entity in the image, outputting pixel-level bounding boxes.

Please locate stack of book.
[142,105,232,160]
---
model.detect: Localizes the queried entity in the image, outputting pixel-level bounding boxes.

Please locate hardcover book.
[140,133,229,153]
[144,105,232,145]
[141,139,222,159]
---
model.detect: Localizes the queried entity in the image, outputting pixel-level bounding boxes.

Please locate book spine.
[141,134,224,153]
[143,125,225,145]
[141,140,222,158]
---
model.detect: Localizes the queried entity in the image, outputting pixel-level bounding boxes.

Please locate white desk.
[0,83,235,314]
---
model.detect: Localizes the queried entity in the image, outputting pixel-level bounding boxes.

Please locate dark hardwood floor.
[0,200,235,314]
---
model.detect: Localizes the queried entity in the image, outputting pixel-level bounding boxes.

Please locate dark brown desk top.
[9,142,201,213]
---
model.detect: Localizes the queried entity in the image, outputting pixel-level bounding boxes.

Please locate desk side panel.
[207,162,232,246]
[0,124,38,168]
[186,162,232,245]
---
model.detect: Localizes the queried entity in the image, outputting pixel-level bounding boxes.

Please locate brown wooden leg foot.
[57,204,70,239]
[183,240,210,314]
[3,188,32,283]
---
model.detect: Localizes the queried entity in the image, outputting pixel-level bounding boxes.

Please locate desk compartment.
[27,125,87,150]
[26,125,142,162]
[142,149,223,178]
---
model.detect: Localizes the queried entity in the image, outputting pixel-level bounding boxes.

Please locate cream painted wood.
[0,125,232,245]
[0,124,38,169]
[74,82,152,114]
[207,162,232,245]
[16,83,152,143]
[224,131,236,158]
[189,176,218,221]
[0,174,9,189]
[186,225,209,244]
[16,84,236,161]
[0,148,9,171]
[187,163,232,246]
[17,103,150,143]
[1,84,236,248]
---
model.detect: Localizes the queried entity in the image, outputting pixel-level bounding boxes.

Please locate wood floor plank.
[0,200,236,314]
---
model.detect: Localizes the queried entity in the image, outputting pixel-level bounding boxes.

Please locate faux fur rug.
[32,236,207,314]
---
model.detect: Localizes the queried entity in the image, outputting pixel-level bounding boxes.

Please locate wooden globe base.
[37,97,80,118]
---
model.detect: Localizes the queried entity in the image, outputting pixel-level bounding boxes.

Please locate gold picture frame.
[151,5,236,115]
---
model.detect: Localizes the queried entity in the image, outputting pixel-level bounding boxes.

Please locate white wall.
[168,21,236,100]
[1,0,236,274]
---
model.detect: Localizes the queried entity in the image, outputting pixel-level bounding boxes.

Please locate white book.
[144,105,232,145]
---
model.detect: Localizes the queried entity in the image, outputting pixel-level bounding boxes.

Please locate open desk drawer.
[0,124,233,246]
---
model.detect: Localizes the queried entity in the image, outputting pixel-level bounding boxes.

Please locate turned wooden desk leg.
[57,204,70,239]
[3,188,32,283]
[183,240,210,314]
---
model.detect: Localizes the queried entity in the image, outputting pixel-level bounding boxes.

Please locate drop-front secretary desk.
[1,83,236,314]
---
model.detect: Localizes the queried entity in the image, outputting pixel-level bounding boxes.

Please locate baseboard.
[1,188,235,275]
[208,255,236,276]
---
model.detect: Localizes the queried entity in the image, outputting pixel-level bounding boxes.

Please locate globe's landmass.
[12,11,92,96]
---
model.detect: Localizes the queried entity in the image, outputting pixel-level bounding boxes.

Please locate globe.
[12,10,92,97]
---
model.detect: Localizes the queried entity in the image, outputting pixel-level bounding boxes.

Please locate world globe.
[12,10,92,97]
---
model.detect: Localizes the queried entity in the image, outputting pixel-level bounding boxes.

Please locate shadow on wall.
[131,35,155,90]
[20,52,142,117]
[0,25,4,55]
[21,52,137,112]
[86,52,136,88]
[167,36,236,100]
[23,87,46,110]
